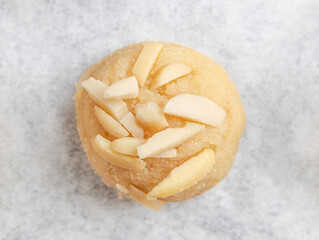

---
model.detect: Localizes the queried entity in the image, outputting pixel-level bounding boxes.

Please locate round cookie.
[74,41,245,207]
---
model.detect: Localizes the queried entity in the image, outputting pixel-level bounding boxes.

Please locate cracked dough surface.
[74,42,245,202]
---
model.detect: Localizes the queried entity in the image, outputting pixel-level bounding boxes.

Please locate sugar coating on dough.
[74,42,245,202]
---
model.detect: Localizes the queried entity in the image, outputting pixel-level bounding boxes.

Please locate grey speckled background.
[1,0,319,239]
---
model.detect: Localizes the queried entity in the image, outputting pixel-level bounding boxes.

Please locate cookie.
[74,41,245,210]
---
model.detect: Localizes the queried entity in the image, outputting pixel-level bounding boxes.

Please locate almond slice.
[92,135,146,171]
[110,137,175,158]
[95,106,129,138]
[137,122,205,159]
[129,185,166,211]
[151,63,192,90]
[120,112,144,138]
[163,94,226,127]
[148,149,216,198]
[81,77,129,120]
[132,42,163,86]
[135,102,168,131]
[103,76,139,100]
[153,148,177,158]
[116,184,129,194]
[111,137,146,156]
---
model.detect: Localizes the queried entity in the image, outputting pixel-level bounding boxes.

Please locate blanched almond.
[120,112,144,138]
[163,94,226,127]
[129,185,166,211]
[132,42,163,86]
[148,149,216,198]
[81,77,129,120]
[95,106,129,138]
[137,122,205,159]
[151,63,192,90]
[103,76,139,100]
[135,102,168,131]
[116,184,129,194]
[92,135,146,171]
[111,137,146,156]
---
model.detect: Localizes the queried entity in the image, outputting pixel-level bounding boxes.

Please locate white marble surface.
[1,0,319,239]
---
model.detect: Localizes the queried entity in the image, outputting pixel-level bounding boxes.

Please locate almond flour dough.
[74,41,245,202]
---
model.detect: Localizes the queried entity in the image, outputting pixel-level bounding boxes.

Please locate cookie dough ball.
[74,41,245,210]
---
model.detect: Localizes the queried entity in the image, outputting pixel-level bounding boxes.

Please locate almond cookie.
[74,41,245,210]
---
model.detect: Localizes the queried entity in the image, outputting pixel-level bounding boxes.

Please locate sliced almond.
[95,106,129,138]
[81,77,129,120]
[103,76,139,100]
[111,137,146,156]
[111,137,175,158]
[163,94,226,127]
[129,185,166,211]
[92,135,146,171]
[148,149,216,198]
[153,148,177,158]
[151,63,192,90]
[135,102,168,131]
[132,42,163,86]
[120,112,144,138]
[115,184,129,194]
[137,122,205,159]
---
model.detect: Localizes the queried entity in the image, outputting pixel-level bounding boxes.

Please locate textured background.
[1,0,319,239]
